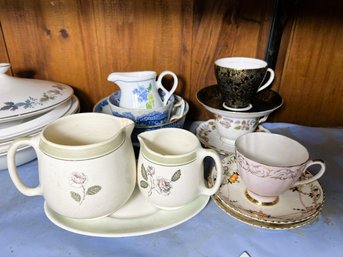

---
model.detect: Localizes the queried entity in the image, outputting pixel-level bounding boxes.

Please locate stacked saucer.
[0,63,79,170]
[210,154,324,229]
[196,85,283,154]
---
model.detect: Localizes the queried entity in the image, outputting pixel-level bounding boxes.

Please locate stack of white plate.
[0,63,80,170]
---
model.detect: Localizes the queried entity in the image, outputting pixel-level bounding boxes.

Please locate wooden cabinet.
[0,0,342,126]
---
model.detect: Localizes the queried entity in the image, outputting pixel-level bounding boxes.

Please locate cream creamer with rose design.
[7,113,136,219]
[137,128,223,210]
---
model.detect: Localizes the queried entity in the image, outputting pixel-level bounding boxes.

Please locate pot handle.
[197,148,223,196]
[156,71,178,106]
[7,136,42,196]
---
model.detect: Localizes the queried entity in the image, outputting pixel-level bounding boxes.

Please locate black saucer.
[197,85,283,113]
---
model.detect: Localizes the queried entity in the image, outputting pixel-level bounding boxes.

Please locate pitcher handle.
[293,160,325,187]
[197,148,223,196]
[156,71,178,106]
[7,136,42,196]
[257,68,274,92]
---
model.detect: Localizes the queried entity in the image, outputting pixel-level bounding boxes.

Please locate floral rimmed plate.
[211,154,324,225]
[0,64,74,123]
[213,194,320,230]
[44,187,209,237]
[196,120,270,155]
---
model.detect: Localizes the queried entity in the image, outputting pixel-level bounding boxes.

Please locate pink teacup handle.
[293,160,326,187]
[7,136,42,196]
[257,68,274,92]
[156,71,178,106]
[197,148,223,195]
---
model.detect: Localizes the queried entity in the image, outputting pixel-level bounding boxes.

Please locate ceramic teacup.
[235,132,326,205]
[108,91,185,127]
[214,57,275,111]
[7,113,136,219]
[215,114,268,145]
[137,128,223,209]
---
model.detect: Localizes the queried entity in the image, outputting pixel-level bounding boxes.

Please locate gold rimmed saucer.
[210,154,324,225]
[213,194,320,230]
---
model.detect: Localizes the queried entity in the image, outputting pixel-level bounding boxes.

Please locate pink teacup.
[235,132,325,205]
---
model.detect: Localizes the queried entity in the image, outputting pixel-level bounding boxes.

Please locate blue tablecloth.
[1,123,342,257]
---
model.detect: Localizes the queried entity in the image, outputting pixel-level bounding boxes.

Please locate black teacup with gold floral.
[214,57,274,111]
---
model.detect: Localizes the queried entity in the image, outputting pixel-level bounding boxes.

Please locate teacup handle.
[169,98,185,122]
[293,160,326,187]
[257,68,274,92]
[7,136,42,196]
[156,71,178,106]
[258,115,269,124]
[197,148,223,195]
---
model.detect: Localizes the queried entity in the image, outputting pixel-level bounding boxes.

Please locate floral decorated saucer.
[212,154,324,225]
[214,194,320,230]
[196,120,270,155]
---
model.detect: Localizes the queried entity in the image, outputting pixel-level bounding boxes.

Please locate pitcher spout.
[121,118,135,139]
[107,71,157,84]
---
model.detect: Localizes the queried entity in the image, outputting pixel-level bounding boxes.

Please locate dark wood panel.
[0,0,194,112]
[0,23,11,74]
[273,0,343,126]
[0,0,102,111]
[90,0,193,99]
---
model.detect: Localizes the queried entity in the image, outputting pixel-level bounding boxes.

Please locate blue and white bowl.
[93,95,189,145]
[108,91,177,127]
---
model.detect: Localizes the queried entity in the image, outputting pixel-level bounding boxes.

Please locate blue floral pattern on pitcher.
[132,84,155,109]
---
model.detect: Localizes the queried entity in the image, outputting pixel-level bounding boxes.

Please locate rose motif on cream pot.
[139,164,181,196]
[69,172,102,205]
